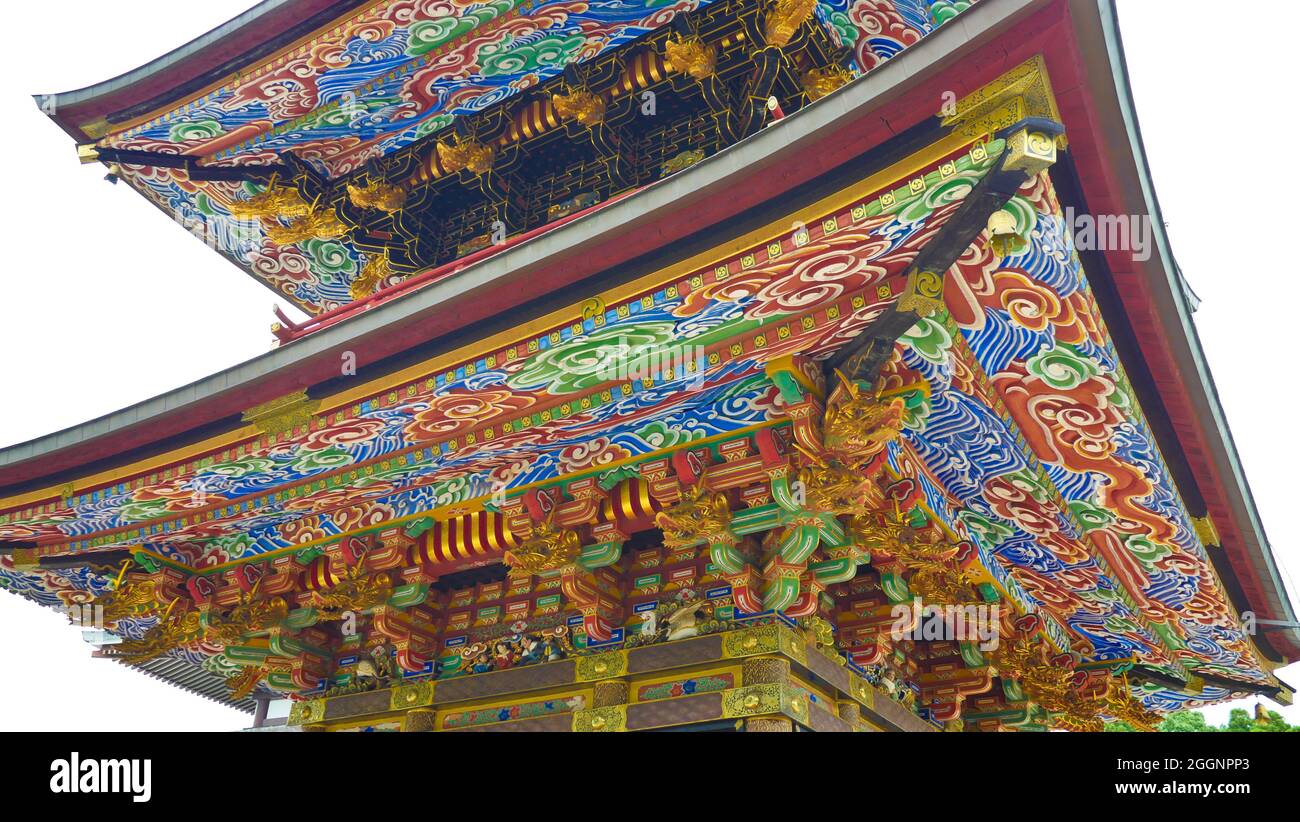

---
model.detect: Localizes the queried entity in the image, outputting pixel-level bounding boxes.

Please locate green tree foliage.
[1105,706,1299,732]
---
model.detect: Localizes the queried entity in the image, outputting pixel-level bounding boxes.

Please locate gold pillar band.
[745,717,794,732]
[402,708,437,732]
[592,679,631,708]
[742,656,791,686]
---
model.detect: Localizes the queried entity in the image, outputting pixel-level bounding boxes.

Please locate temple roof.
[40,0,728,313]
[38,1,962,315]
[9,0,1297,719]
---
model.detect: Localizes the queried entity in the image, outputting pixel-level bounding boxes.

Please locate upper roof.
[41,0,737,313]
[37,0,957,315]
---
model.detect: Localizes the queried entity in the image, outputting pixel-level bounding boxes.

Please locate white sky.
[0,0,1296,731]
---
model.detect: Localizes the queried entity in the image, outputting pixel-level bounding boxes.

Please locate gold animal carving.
[994,632,1104,731]
[98,579,167,624]
[893,527,977,605]
[437,137,495,175]
[797,452,880,518]
[1103,676,1161,732]
[846,509,909,556]
[552,88,606,127]
[765,0,818,48]
[655,484,736,550]
[97,609,205,663]
[347,180,407,213]
[228,184,312,222]
[821,371,905,465]
[663,35,717,80]
[226,666,266,700]
[505,513,582,575]
[349,252,393,300]
[801,66,853,102]
[263,206,350,246]
[311,567,392,618]
[202,592,289,646]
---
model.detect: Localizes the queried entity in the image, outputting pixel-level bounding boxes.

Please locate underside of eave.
[122,656,258,714]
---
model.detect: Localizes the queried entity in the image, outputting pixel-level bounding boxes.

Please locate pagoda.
[3,0,1295,732]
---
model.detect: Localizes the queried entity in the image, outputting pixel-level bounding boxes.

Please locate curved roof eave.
[35,0,362,142]
[1090,0,1300,659]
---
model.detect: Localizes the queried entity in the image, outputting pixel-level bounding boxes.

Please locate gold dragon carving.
[437,137,495,175]
[226,666,266,700]
[97,579,171,624]
[801,66,854,102]
[552,88,606,127]
[892,527,978,605]
[820,372,906,465]
[765,0,818,48]
[263,206,350,246]
[346,179,407,213]
[227,184,312,221]
[202,594,290,646]
[663,35,717,80]
[97,610,206,663]
[1102,675,1162,731]
[992,632,1121,732]
[655,484,737,550]
[349,252,393,300]
[505,512,583,575]
[310,567,393,619]
[794,372,905,517]
[797,452,880,518]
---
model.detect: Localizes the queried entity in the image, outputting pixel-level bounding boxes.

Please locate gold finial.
[986,209,1027,257]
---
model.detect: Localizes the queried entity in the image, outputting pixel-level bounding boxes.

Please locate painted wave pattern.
[113,1,716,173]
[0,159,965,557]
[929,171,1267,704]
[818,0,976,71]
[894,316,1174,672]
